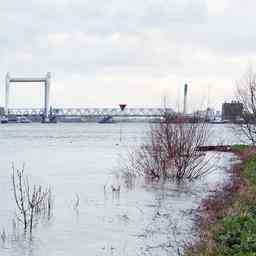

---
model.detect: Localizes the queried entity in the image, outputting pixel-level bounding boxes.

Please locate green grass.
[243,157,256,185]
[231,144,250,151]
[215,212,256,255]
[214,155,256,256]
[185,150,256,256]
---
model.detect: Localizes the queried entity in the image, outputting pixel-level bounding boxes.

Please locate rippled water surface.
[0,123,239,256]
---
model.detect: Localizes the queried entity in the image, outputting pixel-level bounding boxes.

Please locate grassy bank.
[185,145,256,256]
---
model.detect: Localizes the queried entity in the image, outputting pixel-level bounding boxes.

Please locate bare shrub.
[44,186,54,220]
[72,194,80,211]
[236,68,256,144]
[12,165,29,231]
[12,164,53,235]
[126,113,213,181]
[0,228,6,243]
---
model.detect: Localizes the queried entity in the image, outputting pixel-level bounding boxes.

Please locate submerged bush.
[126,113,213,181]
[12,164,53,235]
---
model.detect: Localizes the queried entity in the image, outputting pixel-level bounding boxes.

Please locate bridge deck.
[8,108,173,117]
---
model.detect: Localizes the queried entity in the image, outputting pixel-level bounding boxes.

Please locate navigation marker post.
[119,104,127,143]
[183,83,188,115]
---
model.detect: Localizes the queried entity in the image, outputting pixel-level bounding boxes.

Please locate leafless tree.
[236,68,256,144]
[125,113,213,181]
[25,182,47,234]
[12,165,29,231]
[12,164,53,235]
[72,194,80,211]
[44,186,54,220]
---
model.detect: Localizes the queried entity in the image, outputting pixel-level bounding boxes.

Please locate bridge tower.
[5,72,51,119]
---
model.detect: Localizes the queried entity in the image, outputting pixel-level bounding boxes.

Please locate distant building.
[222,101,243,121]
[192,108,215,122]
[0,107,4,116]
[215,110,221,118]
[206,108,215,121]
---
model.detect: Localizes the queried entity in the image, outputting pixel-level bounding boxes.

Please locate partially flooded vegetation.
[11,164,53,235]
[0,123,241,255]
[122,114,216,183]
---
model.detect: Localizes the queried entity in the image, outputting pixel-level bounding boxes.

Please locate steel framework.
[8,107,173,117]
[5,73,51,117]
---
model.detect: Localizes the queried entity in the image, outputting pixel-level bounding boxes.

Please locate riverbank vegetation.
[185,145,256,256]
[235,68,256,145]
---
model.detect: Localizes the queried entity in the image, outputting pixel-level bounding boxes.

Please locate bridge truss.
[8,108,174,118]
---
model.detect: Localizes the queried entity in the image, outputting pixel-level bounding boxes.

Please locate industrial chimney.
[183,83,188,114]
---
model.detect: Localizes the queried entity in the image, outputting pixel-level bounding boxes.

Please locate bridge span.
[8,107,174,118]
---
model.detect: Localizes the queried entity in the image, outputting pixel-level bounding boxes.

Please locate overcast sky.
[1,0,255,111]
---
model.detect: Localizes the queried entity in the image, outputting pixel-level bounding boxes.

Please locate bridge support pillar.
[44,72,51,118]
[5,73,10,116]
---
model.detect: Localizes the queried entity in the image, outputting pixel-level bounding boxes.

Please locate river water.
[0,123,239,256]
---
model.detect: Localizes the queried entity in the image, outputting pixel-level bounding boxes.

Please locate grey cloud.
[0,0,255,108]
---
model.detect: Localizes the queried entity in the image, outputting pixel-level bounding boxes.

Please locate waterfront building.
[221,101,243,121]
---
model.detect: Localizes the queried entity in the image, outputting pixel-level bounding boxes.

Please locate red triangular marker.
[119,104,127,111]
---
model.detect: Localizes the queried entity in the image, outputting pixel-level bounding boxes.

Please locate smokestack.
[183,83,188,114]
